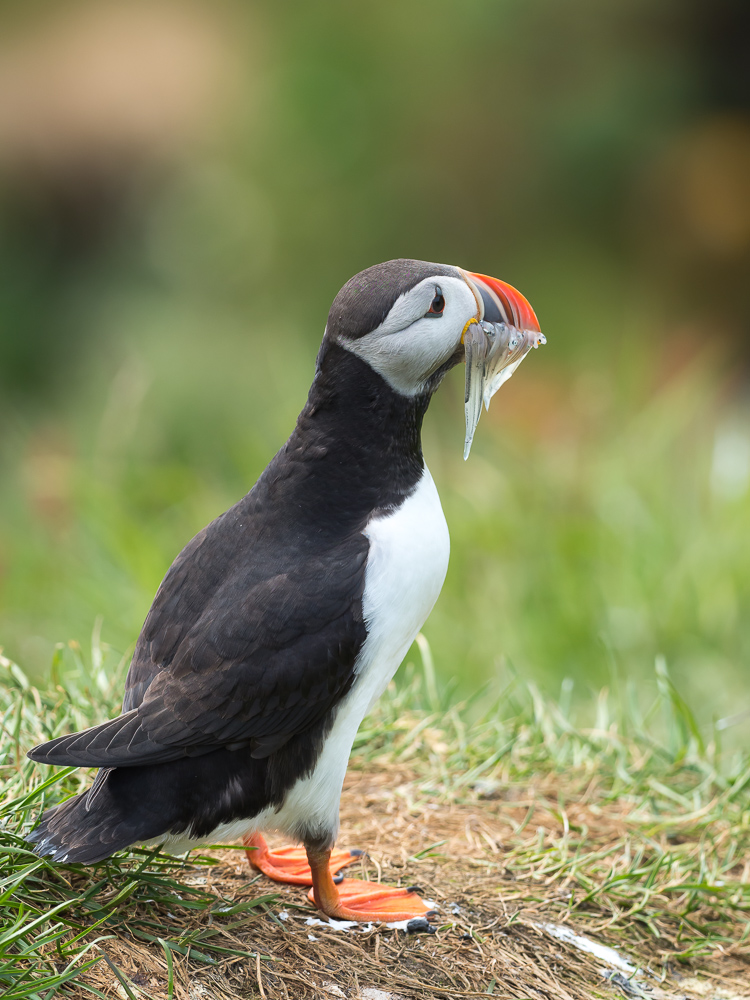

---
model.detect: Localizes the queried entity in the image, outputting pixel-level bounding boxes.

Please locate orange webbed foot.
[243,833,360,886]
[307,876,436,923]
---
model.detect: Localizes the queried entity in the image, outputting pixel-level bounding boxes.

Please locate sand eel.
[27,259,544,921]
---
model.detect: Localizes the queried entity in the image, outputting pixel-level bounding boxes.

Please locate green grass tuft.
[1,638,749,996]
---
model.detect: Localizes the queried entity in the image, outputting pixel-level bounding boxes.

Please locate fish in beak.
[459,270,546,459]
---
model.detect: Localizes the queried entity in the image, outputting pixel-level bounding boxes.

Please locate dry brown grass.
[5,657,750,999]
[57,761,750,1000]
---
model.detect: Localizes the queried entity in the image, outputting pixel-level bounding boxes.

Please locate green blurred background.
[1,0,749,724]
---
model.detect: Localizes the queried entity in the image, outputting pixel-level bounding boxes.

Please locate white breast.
[357,465,451,707]
[159,468,450,853]
[259,466,450,842]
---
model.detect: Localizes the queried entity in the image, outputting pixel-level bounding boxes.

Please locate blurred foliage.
[0,0,749,725]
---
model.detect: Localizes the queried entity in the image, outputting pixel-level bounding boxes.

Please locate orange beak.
[464,270,541,333]
[458,268,545,459]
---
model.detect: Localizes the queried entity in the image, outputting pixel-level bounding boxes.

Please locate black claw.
[333,873,345,885]
[406,885,423,893]
[349,848,365,857]
[405,917,436,935]
[425,909,439,919]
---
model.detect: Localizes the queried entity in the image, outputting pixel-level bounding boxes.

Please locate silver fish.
[463,320,546,459]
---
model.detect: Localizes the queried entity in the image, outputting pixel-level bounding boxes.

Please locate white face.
[336,274,480,396]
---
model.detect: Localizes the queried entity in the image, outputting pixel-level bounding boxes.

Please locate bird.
[27,259,543,922]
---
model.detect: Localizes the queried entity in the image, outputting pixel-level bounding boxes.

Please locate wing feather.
[29,492,369,769]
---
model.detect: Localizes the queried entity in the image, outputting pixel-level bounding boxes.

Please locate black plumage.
[27,264,460,862]
[326,259,457,341]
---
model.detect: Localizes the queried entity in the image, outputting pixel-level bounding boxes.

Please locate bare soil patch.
[64,762,750,1000]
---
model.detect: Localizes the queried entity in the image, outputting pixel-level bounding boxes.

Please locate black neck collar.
[295,340,428,500]
[256,341,444,533]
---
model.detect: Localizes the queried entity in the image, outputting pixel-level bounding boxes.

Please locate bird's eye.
[426,288,445,317]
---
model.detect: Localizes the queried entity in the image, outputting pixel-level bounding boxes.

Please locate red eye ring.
[426,287,445,316]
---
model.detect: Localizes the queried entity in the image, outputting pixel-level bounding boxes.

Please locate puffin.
[27,259,544,922]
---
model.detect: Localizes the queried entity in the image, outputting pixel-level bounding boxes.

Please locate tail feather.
[26,744,273,865]
[27,779,151,864]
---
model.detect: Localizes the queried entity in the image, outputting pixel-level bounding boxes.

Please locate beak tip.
[466,270,541,333]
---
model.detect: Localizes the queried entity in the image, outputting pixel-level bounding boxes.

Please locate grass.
[1,637,749,999]
[3,299,749,997]
[0,6,746,992]
[3,295,750,724]
[0,644,281,999]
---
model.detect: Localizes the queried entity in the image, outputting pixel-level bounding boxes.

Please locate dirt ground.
[68,763,750,1000]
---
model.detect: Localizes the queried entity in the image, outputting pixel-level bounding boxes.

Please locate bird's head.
[324,259,545,457]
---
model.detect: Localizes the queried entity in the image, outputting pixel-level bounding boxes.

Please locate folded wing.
[29,503,369,769]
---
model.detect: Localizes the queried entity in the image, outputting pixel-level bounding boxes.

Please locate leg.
[243,832,359,886]
[306,842,436,922]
